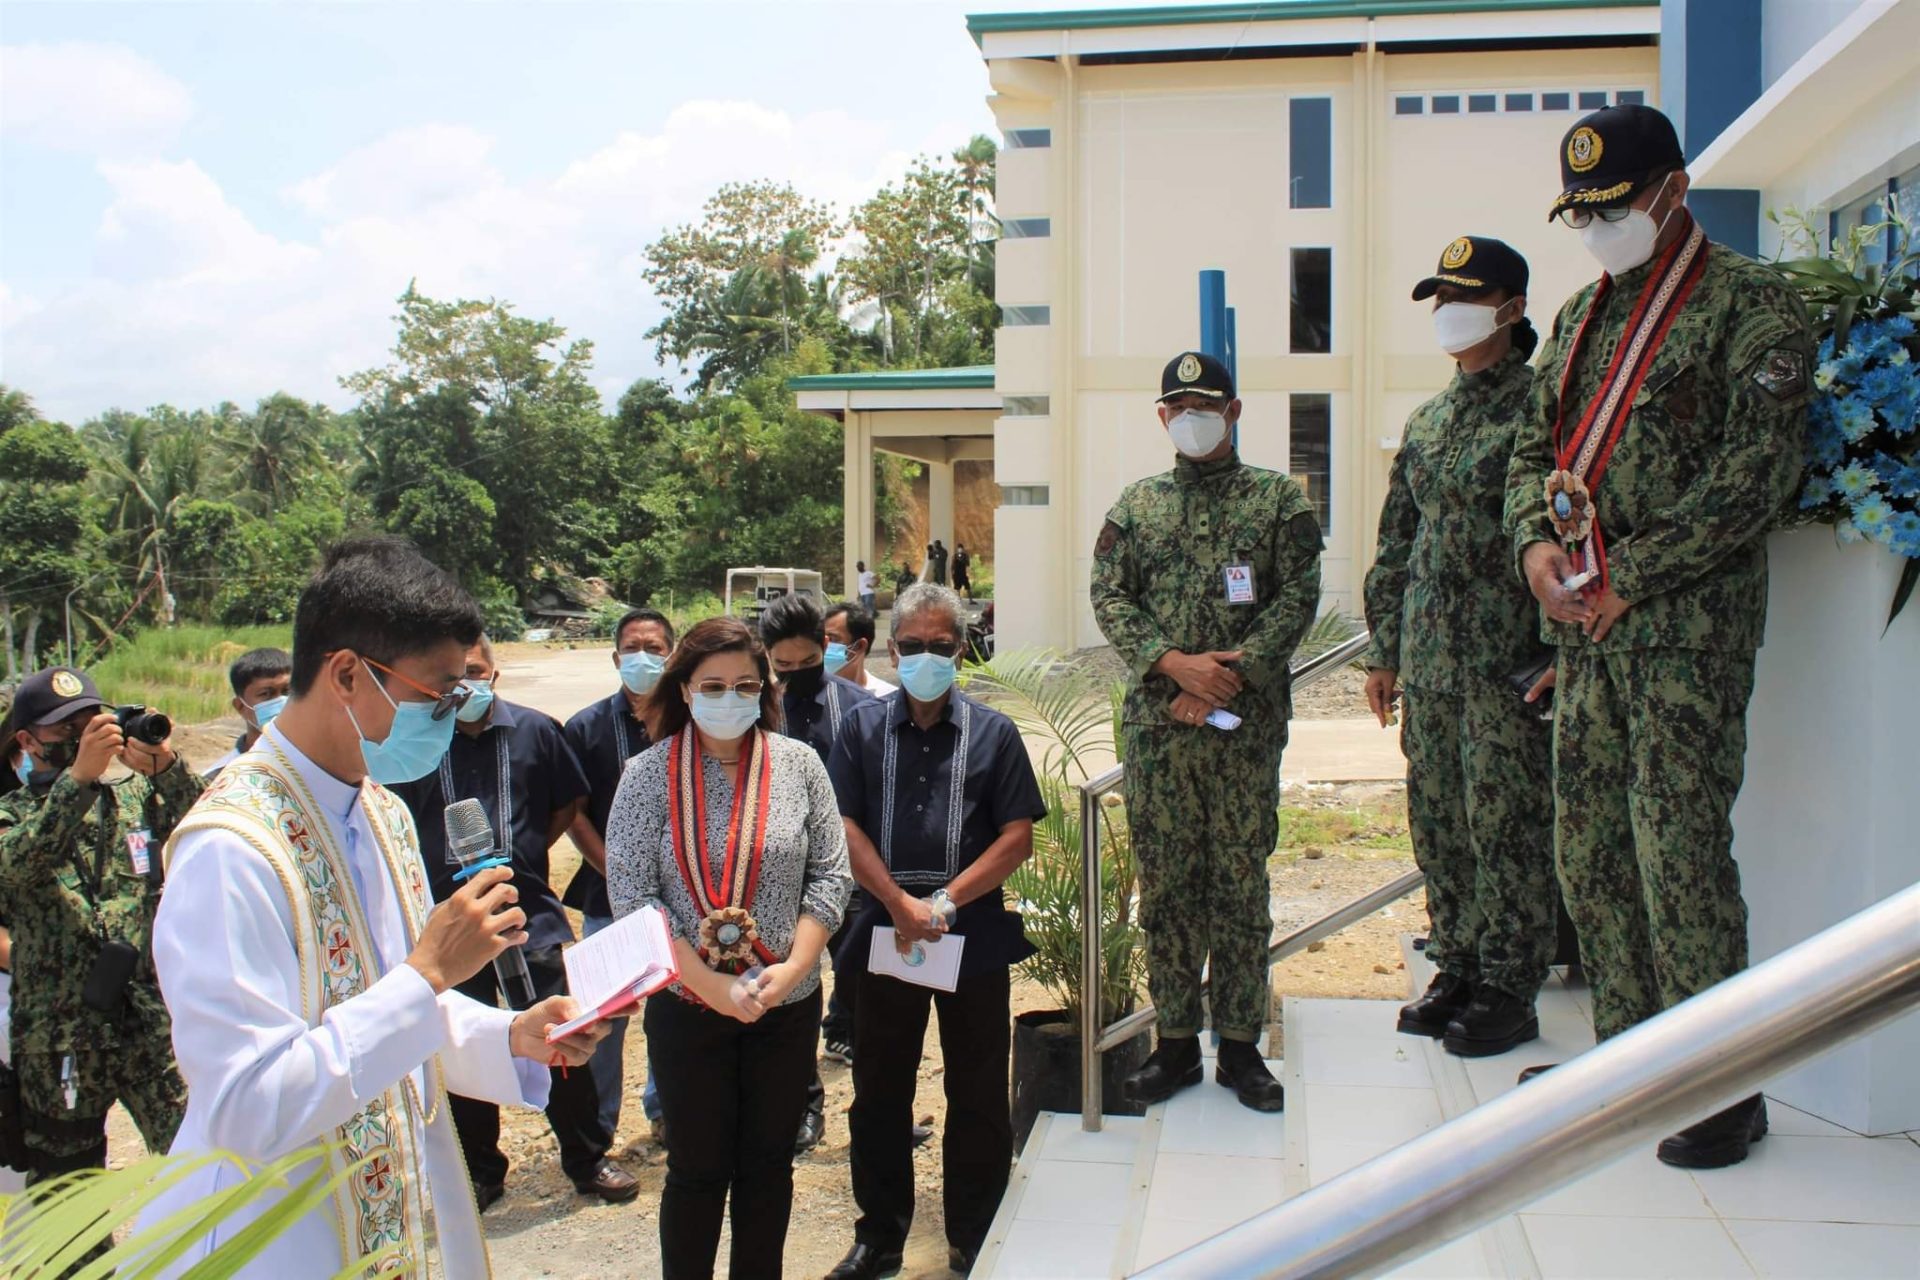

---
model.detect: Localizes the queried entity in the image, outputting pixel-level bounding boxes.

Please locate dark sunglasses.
[355,655,474,722]
[895,639,962,658]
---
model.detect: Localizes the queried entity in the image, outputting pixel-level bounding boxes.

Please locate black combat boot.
[1442,987,1540,1057]
[1657,1095,1768,1169]
[1216,1040,1285,1112]
[1397,972,1474,1037]
[1122,1034,1202,1105]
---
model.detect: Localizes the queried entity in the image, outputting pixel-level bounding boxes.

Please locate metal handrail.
[1136,875,1920,1277]
[1079,630,1394,1130]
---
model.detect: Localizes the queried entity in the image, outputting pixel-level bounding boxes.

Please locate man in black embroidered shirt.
[390,635,636,1208]
[825,584,1046,1280]
[562,608,675,1148]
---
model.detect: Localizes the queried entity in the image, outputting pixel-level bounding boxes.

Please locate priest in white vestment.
[140,537,603,1276]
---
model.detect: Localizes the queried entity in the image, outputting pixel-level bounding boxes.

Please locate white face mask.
[1167,409,1229,458]
[1579,174,1677,276]
[1432,302,1509,355]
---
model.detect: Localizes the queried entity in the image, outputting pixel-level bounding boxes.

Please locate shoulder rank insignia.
[1751,347,1809,402]
[1441,237,1473,270]
[1567,126,1603,174]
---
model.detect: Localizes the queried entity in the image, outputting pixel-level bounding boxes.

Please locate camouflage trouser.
[1554,647,1755,1042]
[16,1043,187,1186]
[1403,685,1557,999]
[1122,723,1284,1042]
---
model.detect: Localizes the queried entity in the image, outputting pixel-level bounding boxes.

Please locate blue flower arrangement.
[1772,195,1920,625]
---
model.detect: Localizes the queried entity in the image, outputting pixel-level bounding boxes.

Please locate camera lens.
[115,706,172,746]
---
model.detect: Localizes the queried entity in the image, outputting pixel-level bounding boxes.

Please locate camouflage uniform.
[1365,348,1557,999]
[1091,453,1323,1040]
[1505,235,1811,1041]
[0,765,200,1181]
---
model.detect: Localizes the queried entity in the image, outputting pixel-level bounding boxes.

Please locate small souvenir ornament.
[701,906,763,966]
[1545,470,1594,543]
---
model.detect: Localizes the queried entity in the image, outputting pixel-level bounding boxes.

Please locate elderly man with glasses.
[823,583,1047,1280]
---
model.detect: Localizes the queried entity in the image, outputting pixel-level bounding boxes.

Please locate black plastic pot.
[1010,1009,1151,1151]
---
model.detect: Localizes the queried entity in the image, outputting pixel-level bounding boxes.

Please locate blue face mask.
[347,660,458,785]
[898,652,958,703]
[620,651,667,697]
[12,754,32,788]
[689,691,762,740]
[823,642,851,675]
[456,679,495,724]
[247,694,288,732]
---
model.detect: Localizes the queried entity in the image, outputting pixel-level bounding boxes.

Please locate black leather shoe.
[572,1159,640,1203]
[1216,1040,1285,1112]
[912,1122,934,1148]
[1123,1035,1203,1105]
[1442,989,1540,1058]
[826,1242,904,1280]
[473,1181,504,1214]
[1657,1095,1768,1169]
[948,1244,978,1275]
[1516,1063,1557,1084]
[795,1107,826,1154]
[1397,972,1474,1037]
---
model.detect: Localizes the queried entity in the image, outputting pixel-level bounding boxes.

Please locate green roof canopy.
[787,366,996,392]
[968,0,1653,44]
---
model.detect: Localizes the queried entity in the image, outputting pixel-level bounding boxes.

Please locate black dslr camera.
[114,704,172,746]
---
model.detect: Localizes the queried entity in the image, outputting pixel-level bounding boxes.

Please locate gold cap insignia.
[1567,126,1603,174]
[51,671,83,698]
[1440,237,1473,270]
[1177,353,1202,383]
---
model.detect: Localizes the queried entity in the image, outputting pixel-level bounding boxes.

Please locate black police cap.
[1158,350,1235,404]
[1411,236,1530,302]
[11,667,105,728]
[1549,102,1685,221]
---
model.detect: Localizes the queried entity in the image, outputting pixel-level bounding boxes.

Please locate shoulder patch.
[1288,512,1325,553]
[1095,519,1124,559]
[1750,346,1809,403]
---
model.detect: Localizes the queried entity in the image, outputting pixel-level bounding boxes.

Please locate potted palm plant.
[958,648,1150,1149]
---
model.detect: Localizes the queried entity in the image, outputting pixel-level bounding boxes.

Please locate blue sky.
[0,1,1107,422]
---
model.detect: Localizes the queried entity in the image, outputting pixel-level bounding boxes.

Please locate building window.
[1394,95,1424,115]
[1005,128,1051,149]
[1001,218,1051,239]
[1290,248,1332,355]
[1289,97,1333,209]
[1002,396,1050,417]
[1468,94,1497,114]
[1833,185,1891,270]
[1000,484,1050,507]
[1002,306,1051,327]
[1615,90,1646,106]
[1289,395,1332,533]
[1543,91,1572,111]
[1578,91,1608,109]
[1506,93,1534,112]
[1432,95,1460,115]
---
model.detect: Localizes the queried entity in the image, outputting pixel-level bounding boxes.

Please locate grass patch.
[1275,795,1412,860]
[88,625,293,727]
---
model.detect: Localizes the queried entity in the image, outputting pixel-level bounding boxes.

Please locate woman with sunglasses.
[604,616,852,1280]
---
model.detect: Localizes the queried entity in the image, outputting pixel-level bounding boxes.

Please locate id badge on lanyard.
[1224,562,1257,605]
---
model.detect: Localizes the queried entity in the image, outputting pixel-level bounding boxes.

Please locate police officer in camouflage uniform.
[0,667,197,1185]
[1505,105,1811,1168]
[1091,351,1323,1112]
[1366,237,1558,1058]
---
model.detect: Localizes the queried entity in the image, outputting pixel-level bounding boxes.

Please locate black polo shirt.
[561,689,651,918]
[828,688,1047,974]
[391,698,589,951]
[781,672,875,766]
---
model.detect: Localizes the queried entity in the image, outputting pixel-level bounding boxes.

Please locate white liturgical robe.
[141,724,547,1277]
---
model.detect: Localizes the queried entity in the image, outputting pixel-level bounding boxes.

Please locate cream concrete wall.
[986,41,1658,654]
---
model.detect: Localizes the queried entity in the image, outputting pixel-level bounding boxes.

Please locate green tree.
[0,390,104,676]
[839,154,990,365]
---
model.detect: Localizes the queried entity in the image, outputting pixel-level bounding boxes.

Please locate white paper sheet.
[547,905,677,1040]
[868,927,964,993]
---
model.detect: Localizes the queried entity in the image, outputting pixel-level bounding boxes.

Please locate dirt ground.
[104,644,1416,1279]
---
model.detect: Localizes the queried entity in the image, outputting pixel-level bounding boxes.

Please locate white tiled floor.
[982,955,1920,1279]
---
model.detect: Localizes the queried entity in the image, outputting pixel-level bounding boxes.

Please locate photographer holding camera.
[0,666,199,1188]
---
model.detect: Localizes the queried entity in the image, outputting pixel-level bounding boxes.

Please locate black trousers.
[646,986,821,1280]
[850,965,1011,1257]
[451,944,610,1186]
[821,892,867,1043]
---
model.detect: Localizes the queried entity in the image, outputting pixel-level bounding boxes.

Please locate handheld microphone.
[443,797,537,1010]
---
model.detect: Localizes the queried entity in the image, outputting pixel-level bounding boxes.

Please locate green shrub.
[88,625,293,726]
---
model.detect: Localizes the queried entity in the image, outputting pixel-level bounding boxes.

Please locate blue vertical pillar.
[1661,0,1763,256]
[1225,305,1240,446]
[1198,270,1228,363]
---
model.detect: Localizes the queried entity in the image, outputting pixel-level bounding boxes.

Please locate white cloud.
[0,42,193,156]
[1,97,990,422]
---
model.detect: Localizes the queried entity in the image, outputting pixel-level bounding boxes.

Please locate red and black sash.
[1548,213,1709,595]
[667,725,777,973]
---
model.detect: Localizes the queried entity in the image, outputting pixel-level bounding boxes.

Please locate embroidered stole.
[1550,214,1710,594]
[167,742,451,1274]
[666,726,777,973]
